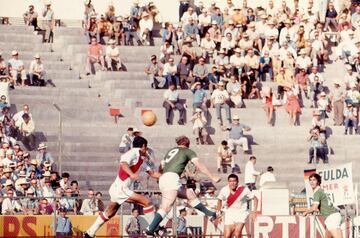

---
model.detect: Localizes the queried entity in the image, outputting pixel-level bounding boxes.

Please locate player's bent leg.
[328,229,343,238]
[127,193,155,220]
[224,224,235,238]
[147,190,178,234]
[234,223,245,238]
[184,187,216,218]
[85,202,120,237]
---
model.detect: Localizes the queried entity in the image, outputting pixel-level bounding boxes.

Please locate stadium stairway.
[2,25,358,201]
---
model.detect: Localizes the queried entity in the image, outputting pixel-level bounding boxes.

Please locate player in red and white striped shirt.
[84,137,161,238]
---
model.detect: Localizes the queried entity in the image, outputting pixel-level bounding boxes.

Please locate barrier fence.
[0,194,358,237]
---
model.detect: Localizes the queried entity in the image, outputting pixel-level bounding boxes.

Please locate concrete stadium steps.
[1,51,63,61]
[0,42,52,52]
[0,25,35,33]
[66,44,160,56]
[0,34,43,44]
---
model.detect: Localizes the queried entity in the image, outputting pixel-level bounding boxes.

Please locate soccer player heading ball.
[146,135,221,236]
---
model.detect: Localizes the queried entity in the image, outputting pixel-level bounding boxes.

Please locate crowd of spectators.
[142,0,360,167]
[0,103,104,215]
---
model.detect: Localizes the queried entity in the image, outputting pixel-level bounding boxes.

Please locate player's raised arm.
[191,158,221,183]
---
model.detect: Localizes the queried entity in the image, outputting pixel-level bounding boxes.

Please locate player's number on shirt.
[164,148,179,163]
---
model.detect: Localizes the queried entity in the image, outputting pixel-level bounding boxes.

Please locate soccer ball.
[142,110,157,126]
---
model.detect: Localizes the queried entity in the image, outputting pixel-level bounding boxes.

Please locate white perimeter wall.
[0,0,300,23]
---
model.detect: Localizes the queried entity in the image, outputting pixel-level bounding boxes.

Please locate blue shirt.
[177,217,187,233]
[211,14,224,26]
[56,217,72,233]
[229,123,250,139]
[8,59,24,70]
[184,24,199,37]
[192,89,206,104]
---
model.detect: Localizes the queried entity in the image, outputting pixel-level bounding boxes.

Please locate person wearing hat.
[163,83,186,125]
[55,206,73,236]
[344,65,357,90]
[15,178,30,196]
[214,49,230,68]
[2,149,15,167]
[344,103,358,135]
[211,81,231,126]
[8,50,27,87]
[227,74,244,108]
[36,142,54,168]
[1,168,13,185]
[23,5,39,30]
[84,0,96,27]
[41,1,54,43]
[86,13,100,44]
[226,115,251,154]
[191,107,209,145]
[198,8,211,37]
[105,39,122,71]
[331,80,345,126]
[112,16,125,46]
[29,53,46,86]
[22,188,38,215]
[191,81,208,115]
[295,48,312,74]
[139,11,153,46]
[211,7,225,27]
[279,19,293,45]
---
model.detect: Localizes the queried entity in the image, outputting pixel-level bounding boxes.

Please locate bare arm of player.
[216,199,222,213]
[303,203,319,216]
[249,196,258,222]
[120,162,140,181]
[147,170,162,179]
[191,158,221,183]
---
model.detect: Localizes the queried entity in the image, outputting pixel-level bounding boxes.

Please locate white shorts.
[159,172,181,191]
[224,209,249,225]
[325,212,342,231]
[108,177,134,204]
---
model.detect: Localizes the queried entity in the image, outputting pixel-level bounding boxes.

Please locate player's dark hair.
[228,173,238,181]
[309,173,322,185]
[249,156,256,161]
[127,127,133,131]
[221,140,228,146]
[132,208,139,213]
[133,136,148,148]
[267,166,274,172]
[61,172,70,178]
[176,136,190,147]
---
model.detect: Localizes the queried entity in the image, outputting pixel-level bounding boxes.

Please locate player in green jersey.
[304,173,343,238]
[146,136,221,236]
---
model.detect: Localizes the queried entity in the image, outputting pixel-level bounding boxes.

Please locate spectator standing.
[29,54,46,86]
[162,83,186,125]
[125,208,141,238]
[217,140,235,173]
[284,85,301,126]
[119,127,134,153]
[259,166,276,187]
[105,39,122,71]
[42,1,54,43]
[191,108,208,145]
[55,207,73,237]
[211,81,231,126]
[177,209,187,237]
[344,103,358,135]
[23,5,39,30]
[244,156,261,191]
[86,37,105,75]
[227,115,251,154]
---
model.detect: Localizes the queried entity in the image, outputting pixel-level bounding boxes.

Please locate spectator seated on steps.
[162,83,186,125]
[86,37,105,75]
[29,54,46,86]
[217,140,235,173]
[105,39,123,71]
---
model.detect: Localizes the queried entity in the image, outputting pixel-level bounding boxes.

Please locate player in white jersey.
[216,174,258,238]
[84,137,161,238]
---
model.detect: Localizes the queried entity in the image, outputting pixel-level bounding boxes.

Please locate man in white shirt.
[200,32,216,61]
[308,66,324,84]
[259,166,276,187]
[220,33,236,56]
[198,8,211,36]
[8,51,27,87]
[163,83,186,125]
[295,49,312,73]
[13,104,32,129]
[139,12,153,46]
[181,7,198,24]
[163,58,179,87]
[244,156,261,191]
[230,48,246,75]
[119,127,134,153]
[29,54,46,86]
[80,189,99,215]
[105,39,122,71]
[216,174,258,238]
[211,81,231,126]
[2,190,22,214]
